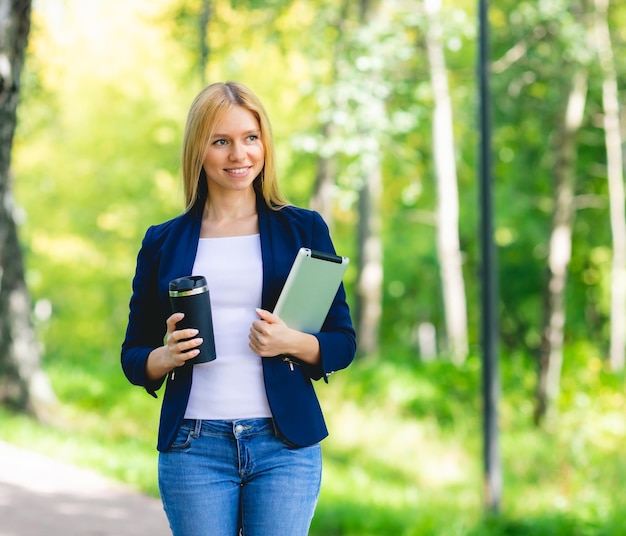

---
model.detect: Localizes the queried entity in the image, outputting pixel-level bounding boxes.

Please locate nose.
[229,141,245,161]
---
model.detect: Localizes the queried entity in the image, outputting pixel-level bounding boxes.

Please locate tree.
[351,0,386,357]
[593,0,626,372]
[199,0,211,85]
[165,0,213,90]
[0,0,56,419]
[536,68,588,423]
[423,0,469,364]
[300,0,391,356]
[489,0,609,422]
[309,0,351,226]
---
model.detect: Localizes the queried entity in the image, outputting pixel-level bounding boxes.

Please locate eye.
[212,138,227,146]
[246,134,259,142]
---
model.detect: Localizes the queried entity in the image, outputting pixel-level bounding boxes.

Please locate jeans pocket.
[168,424,194,451]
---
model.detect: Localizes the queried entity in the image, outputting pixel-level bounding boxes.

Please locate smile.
[225,167,251,175]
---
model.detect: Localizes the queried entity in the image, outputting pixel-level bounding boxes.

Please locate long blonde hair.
[181,81,288,212]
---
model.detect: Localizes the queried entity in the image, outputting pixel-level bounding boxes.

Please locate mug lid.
[169,275,208,297]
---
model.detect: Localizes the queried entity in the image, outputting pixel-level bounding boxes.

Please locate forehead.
[213,105,260,134]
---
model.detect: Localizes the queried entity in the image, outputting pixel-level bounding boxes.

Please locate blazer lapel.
[158,210,203,299]
[257,196,275,311]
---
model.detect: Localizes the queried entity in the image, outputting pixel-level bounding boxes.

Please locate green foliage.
[2,344,626,534]
[16,0,623,364]
[487,0,623,355]
[3,0,626,533]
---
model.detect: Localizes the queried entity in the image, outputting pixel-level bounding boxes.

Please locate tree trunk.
[0,0,56,420]
[354,0,384,356]
[199,0,211,86]
[309,1,351,225]
[535,70,587,424]
[310,122,337,226]
[593,0,626,371]
[424,0,469,364]
[356,164,383,356]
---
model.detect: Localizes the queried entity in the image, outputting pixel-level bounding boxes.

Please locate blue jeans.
[158,418,322,536]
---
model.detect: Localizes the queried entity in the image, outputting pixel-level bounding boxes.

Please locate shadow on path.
[0,441,170,536]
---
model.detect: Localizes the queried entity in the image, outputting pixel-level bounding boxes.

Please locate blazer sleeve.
[121,226,167,397]
[302,211,356,382]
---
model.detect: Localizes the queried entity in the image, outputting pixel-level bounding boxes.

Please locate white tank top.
[184,234,272,420]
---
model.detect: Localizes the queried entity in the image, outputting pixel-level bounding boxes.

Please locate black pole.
[478,0,502,512]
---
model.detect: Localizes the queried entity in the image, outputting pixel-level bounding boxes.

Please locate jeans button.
[235,424,244,434]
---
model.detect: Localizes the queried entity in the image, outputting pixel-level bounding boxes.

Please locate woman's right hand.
[146,313,203,380]
[165,313,204,366]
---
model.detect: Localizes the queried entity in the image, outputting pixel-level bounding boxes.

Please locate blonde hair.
[181,81,288,212]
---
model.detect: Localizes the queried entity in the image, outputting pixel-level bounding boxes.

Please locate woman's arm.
[145,313,204,380]
[249,308,321,365]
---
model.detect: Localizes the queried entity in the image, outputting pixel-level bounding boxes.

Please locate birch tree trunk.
[356,163,383,356]
[0,0,56,420]
[424,0,469,364]
[593,0,626,371]
[310,122,337,226]
[354,0,384,356]
[535,70,588,424]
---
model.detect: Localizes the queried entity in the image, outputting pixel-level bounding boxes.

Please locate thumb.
[255,308,280,324]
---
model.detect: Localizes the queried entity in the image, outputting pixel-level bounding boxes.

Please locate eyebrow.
[211,129,260,139]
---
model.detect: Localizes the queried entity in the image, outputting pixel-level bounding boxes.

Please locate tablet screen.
[273,248,349,333]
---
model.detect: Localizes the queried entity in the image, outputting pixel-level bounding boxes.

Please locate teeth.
[227,167,249,175]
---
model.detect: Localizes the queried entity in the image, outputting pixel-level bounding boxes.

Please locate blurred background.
[1,0,626,534]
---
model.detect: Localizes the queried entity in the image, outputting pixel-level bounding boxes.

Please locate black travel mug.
[168,276,217,365]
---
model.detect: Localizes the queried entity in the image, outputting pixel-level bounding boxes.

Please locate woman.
[121,81,356,536]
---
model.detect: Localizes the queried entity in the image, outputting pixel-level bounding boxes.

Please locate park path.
[0,441,170,536]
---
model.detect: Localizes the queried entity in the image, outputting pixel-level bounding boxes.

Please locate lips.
[224,166,251,175]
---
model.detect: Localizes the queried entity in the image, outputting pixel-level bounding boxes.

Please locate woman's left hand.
[249,308,294,357]
[249,308,321,365]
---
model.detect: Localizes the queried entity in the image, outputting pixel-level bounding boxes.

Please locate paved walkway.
[0,441,170,536]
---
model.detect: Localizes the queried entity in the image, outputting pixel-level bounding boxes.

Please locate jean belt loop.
[270,418,281,439]
[192,419,202,438]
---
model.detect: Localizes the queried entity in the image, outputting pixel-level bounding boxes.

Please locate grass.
[1,343,625,535]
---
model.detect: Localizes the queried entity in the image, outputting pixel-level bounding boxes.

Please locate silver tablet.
[273,248,349,333]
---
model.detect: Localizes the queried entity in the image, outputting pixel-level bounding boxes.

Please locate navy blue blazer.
[121,195,356,452]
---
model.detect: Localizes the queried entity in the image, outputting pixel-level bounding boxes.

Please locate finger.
[249,329,267,347]
[169,337,203,366]
[248,338,268,357]
[248,327,263,344]
[178,345,202,363]
[176,328,200,341]
[166,312,185,332]
[167,328,199,346]
[178,337,203,353]
[255,308,280,324]
[251,321,270,337]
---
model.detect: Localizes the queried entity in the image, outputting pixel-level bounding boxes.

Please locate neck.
[205,188,257,222]
[200,188,259,238]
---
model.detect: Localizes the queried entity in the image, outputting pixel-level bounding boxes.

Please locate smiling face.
[202,105,265,197]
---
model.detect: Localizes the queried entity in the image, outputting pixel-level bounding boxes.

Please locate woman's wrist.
[146,346,176,381]
[287,332,320,365]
